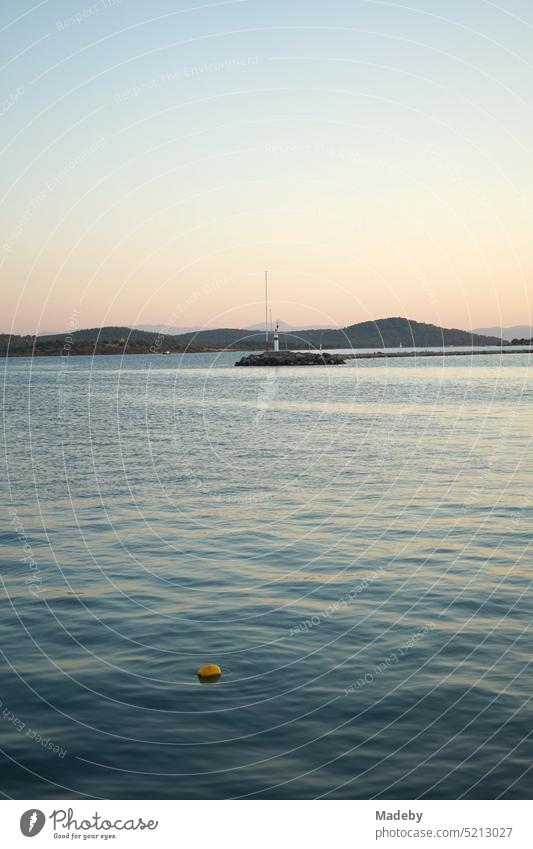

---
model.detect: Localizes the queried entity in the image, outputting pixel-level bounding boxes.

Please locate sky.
[1,0,532,334]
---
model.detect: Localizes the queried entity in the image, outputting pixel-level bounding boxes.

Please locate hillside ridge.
[1,317,507,356]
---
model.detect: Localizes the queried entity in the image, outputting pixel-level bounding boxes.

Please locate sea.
[1,349,532,799]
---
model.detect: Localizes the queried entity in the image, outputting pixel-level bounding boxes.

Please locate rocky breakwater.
[235,350,348,366]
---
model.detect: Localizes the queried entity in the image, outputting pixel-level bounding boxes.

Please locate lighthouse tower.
[273,321,280,352]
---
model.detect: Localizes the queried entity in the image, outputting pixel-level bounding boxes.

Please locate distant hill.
[329,317,506,348]
[177,317,505,349]
[247,320,338,331]
[133,324,204,335]
[0,317,506,356]
[474,325,533,342]
[247,319,293,332]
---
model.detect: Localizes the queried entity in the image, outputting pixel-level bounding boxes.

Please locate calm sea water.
[1,350,532,799]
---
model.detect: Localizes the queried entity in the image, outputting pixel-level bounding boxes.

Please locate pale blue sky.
[2,0,532,333]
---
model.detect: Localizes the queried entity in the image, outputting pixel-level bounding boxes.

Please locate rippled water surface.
[1,351,532,799]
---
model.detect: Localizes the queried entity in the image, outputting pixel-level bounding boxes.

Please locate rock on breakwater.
[235,351,348,366]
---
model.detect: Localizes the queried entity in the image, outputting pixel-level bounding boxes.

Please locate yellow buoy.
[197,663,222,681]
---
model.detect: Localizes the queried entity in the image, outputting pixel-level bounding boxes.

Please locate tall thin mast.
[264,270,269,350]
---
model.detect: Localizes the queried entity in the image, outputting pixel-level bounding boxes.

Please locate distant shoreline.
[1,317,514,357]
[2,347,532,360]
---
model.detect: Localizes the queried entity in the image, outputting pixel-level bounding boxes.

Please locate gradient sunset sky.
[2,0,532,334]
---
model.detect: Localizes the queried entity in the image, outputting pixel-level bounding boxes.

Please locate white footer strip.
[2,799,530,848]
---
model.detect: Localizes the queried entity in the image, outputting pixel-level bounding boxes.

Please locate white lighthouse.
[273,321,280,352]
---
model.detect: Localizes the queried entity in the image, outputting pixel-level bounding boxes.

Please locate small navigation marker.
[273,320,280,352]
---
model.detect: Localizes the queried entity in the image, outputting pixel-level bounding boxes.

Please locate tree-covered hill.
[0,317,506,356]
[173,317,505,350]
